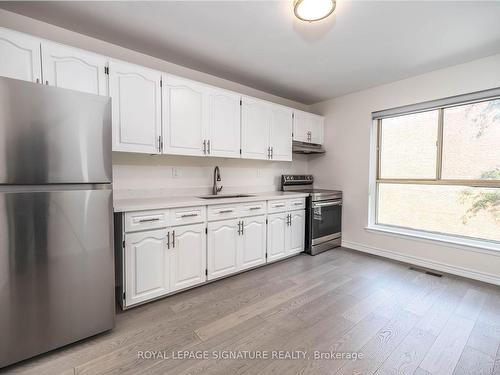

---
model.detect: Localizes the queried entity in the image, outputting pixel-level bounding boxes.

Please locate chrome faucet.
[213,166,223,195]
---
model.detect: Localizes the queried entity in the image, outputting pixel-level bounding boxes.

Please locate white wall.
[0,9,310,196]
[309,53,500,284]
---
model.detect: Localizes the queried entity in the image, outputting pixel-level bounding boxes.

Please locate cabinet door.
[125,229,169,307]
[240,215,266,270]
[269,105,293,161]
[293,111,309,143]
[207,88,241,158]
[310,115,324,145]
[207,219,239,280]
[287,210,305,255]
[241,97,270,160]
[170,223,206,292]
[0,28,41,83]
[267,212,288,262]
[162,75,206,156]
[108,60,161,154]
[41,42,107,95]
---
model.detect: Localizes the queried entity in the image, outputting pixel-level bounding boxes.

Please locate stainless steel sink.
[199,194,254,199]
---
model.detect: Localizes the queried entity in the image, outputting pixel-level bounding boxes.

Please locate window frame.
[369,94,500,248]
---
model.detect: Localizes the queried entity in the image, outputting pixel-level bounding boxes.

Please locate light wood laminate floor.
[3,247,500,375]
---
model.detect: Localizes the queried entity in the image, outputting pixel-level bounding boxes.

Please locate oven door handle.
[313,201,342,208]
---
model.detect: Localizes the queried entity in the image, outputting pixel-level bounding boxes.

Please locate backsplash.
[112,152,309,199]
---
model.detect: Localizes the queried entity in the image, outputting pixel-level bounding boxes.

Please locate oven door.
[311,199,342,245]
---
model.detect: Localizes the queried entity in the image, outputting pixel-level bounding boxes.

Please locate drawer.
[239,201,266,217]
[267,200,288,214]
[287,198,306,211]
[124,209,169,232]
[207,204,239,221]
[170,206,206,226]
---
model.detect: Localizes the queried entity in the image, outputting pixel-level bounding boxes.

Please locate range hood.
[292,141,325,154]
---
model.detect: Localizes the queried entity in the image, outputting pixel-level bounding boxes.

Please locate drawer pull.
[249,207,261,210]
[181,213,198,218]
[219,209,233,214]
[273,204,285,208]
[138,217,160,223]
[293,202,303,205]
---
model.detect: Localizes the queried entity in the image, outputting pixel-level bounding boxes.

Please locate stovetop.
[281,175,342,201]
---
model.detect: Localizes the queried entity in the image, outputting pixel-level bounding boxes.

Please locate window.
[374,97,500,244]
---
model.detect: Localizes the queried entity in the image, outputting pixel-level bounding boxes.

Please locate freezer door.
[0,77,111,184]
[0,186,114,368]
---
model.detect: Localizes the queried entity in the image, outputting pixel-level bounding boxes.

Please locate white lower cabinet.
[121,198,306,308]
[207,219,240,280]
[170,223,206,292]
[240,215,267,270]
[267,209,305,263]
[267,212,288,262]
[125,229,170,307]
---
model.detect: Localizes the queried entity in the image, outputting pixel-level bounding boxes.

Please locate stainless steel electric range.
[282,175,342,255]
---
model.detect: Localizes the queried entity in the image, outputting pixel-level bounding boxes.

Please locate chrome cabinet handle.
[181,213,198,218]
[219,209,233,214]
[241,220,244,235]
[274,204,285,208]
[293,202,302,205]
[166,231,170,249]
[139,217,160,223]
[172,230,175,247]
[203,139,206,154]
[207,139,211,154]
[271,147,273,159]
[237,221,241,235]
[249,206,260,210]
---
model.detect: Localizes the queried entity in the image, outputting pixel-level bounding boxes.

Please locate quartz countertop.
[114,191,309,212]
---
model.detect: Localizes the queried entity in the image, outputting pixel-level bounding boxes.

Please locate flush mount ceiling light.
[293,0,336,22]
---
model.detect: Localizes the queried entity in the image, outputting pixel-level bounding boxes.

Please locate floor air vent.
[408,266,443,278]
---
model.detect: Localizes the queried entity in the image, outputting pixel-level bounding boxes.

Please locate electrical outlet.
[172,167,180,178]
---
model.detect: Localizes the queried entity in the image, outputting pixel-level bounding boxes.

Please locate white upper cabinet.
[0,28,41,83]
[293,110,324,145]
[169,223,206,292]
[241,96,270,160]
[162,75,206,156]
[108,60,162,154]
[269,105,293,161]
[206,88,241,158]
[41,42,107,95]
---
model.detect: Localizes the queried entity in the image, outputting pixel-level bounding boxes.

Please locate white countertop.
[114,191,309,212]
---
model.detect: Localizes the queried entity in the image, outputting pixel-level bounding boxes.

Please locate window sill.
[365,224,500,256]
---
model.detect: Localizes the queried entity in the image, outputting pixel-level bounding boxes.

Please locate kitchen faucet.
[213,166,223,195]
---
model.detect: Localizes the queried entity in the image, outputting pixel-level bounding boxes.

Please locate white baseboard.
[342,240,500,286]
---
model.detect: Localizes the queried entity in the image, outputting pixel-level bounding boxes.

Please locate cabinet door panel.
[293,111,309,143]
[42,42,107,95]
[269,106,292,161]
[0,28,41,83]
[240,215,266,270]
[310,116,324,145]
[125,229,169,307]
[207,219,239,280]
[170,224,206,292]
[207,88,241,158]
[162,75,205,156]
[241,97,270,160]
[267,212,288,263]
[287,210,305,255]
[109,61,161,153]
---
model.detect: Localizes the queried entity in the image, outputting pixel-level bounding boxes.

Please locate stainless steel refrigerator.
[0,77,115,368]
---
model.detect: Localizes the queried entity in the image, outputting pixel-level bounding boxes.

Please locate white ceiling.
[2,1,500,104]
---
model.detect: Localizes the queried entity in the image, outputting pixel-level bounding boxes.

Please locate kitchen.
[1,2,500,374]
